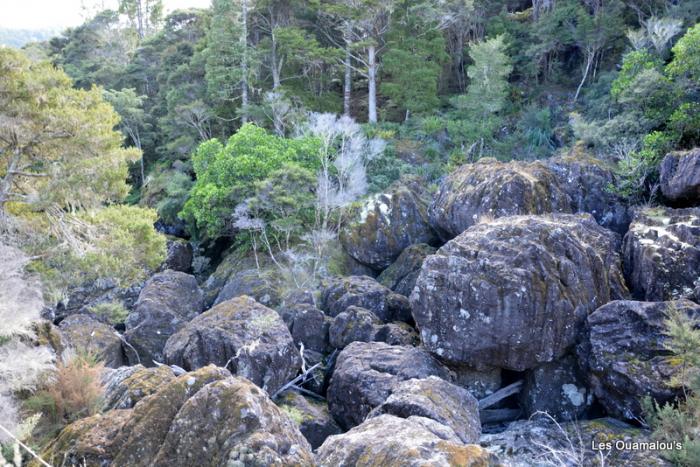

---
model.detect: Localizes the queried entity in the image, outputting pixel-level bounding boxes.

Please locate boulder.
[369,376,481,444]
[277,391,342,449]
[378,243,436,297]
[481,416,672,467]
[660,149,700,204]
[581,299,700,420]
[58,314,124,368]
[340,185,437,270]
[546,152,629,234]
[317,414,492,467]
[102,365,176,410]
[321,275,412,323]
[329,306,382,349]
[429,158,572,239]
[373,322,420,347]
[449,366,501,401]
[622,207,700,301]
[124,270,204,366]
[520,354,592,421]
[279,303,331,353]
[213,267,282,309]
[160,239,193,273]
[164,296,301,394]
[327,341,452,429]
[56,278,142,322]
[411,214,628,371]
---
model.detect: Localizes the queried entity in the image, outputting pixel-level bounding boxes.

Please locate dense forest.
[2,0,700,465]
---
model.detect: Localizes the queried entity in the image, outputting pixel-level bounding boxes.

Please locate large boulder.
[321,275,412,323]
[59,314,124,368]
[580,299,700,420]
[56,278,142,322]
[329,306,382,349]
[164,296,301,394]
[520,354,592,421]
[213,267,283,309]
[546,152,629,234]
[317,415,492,467]
[279,303,331,353]
[660,148,700,204]
[124,270,204,366]
[277,391,342,449]
[429,158,572,239]
[622,207,700,301]
[411,214,628,371]
[160,238,193,273]
[41,366,315,467]
[369,376,481,444]
[102,365,176,410]
[327,341,452,429]
[377,243,436,297]
[481,416,672,467]
[340,185,437,270]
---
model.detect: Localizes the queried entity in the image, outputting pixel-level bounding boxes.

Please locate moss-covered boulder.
[279,303,331,353]
[58,313,124,367]
[411,214,628,371]
[277,391,342,449]
[622,207,700,301]
[377,243,436,297]
[102,364,176,410]
[164,296,301,394]
[321,275,412,323]
[340,185,437,270]
[317,414,492,467]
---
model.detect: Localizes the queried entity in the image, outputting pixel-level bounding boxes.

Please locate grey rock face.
[124,270,204,366]
[329,306,381,349]
[321,275,412,323]
[160,239,193,273]
[276,391,342,449]
[622,207,700,301]
[214,267,282,308]
[164,296,301,394]
[340,185,437,270]
[59,314,124,368]
[411,213,628,371]
[101,365,175,410]
[369,376,481,444]
[327,341,452,429]
[377,243,436,297]
[660,149,700,204]
[580,299,700,420]
[278,303,331,353]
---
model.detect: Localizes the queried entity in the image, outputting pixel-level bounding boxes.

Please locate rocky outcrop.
[213,267,282,308]
[660,149,700,204]
[164,296,301,394]
[59,314,124,367]
[317,415,492,467]
[377,243,436,297]
[481,416,671,467]
[56,278,141,322]
[277,391,342,449]
[42,366,315,467]
[369,376,480,444]
[340,185,437,270]
[279,303,331,353]
[327,341,452,429]
[321,275,412,323]
[520,354,591,421]
[429,158,572,239]
[102,365,175,410]
[411,214,627,371]
[124,270,204,365]
[160,238,193,273]
[581,299,700,420]
[622,207,700,301]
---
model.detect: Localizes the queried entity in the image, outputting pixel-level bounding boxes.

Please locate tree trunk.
[271,30,281,90]
[574,48,594,103]
[343,42,352,117]
[367,44,377,124]
[240,0,249,124]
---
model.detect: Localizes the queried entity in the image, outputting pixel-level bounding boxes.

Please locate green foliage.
[88,301,129,325]
[667,23,700,86]
[611,50,663,99]
[181,124,320,240]
[613,131,676,202]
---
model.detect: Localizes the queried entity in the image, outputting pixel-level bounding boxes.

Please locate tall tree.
[119,0,164,40]
[103,88,150,184]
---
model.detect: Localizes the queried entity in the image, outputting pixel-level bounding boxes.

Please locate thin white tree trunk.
[367,44,377,124]
[343,42,352,116]
[241,0,249,124]
[574,48,594,103]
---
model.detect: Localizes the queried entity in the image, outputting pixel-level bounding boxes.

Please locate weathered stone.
[581,299,700,420]
[327,341,452,429]
[378,243,436,297]
[160,238,193,273]
[317,415,492,467]
[622,207,700,301]
[660,148,700,204]
[277,391,342,449]
[214,267,282,309]
[429,158,572,239]
[521,354,592,421]
[102,364,176,410]
[279,303,331,353]
[340,185,437,270]
[449,365,502,400]
[480,416,672,466]
[56,278,142,322]
[369,376,481,444]
[373,322,420,347]
[124,270,204,366]
[164,296,301,394]
[411,214,628,371]
[329,306,382,349]
[59,314,124,368]
[321,275,412,323]
[546,152,630,234]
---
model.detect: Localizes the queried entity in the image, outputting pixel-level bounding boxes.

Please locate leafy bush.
[89,301,129,325]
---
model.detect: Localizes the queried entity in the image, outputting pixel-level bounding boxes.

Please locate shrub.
[89,301,129,325]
